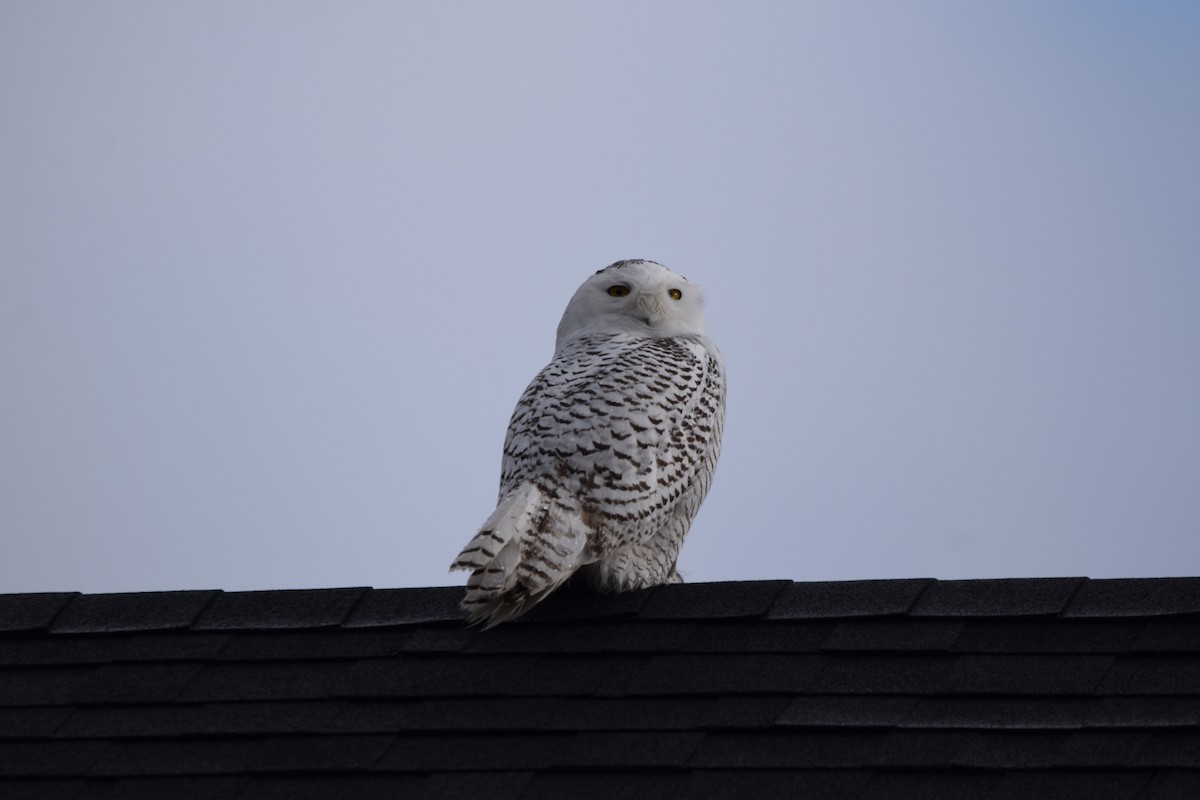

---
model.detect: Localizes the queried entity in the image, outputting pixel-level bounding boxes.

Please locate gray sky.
[3,2,1198,595]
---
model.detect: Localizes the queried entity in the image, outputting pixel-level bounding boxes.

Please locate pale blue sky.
[2,2,1198,594]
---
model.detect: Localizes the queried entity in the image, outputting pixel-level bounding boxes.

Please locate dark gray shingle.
[50,590,218,633]
[0,593,77,633]
[193,588,367,630]
[910,577,1085,617]
[767,578,933,618]
[1065,578,1200,617]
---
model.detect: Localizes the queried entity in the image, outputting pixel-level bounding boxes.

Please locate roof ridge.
[3,578,1200,637]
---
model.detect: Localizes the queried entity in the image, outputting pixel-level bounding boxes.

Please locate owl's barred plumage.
[451,260,725,626]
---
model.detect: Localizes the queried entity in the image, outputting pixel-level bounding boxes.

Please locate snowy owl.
[450,259,725,626]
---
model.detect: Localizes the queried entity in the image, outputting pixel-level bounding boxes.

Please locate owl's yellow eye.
[607,285,631,297]
[668,288,683,300]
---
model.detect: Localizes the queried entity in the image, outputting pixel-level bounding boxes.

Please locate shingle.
[515,584,654,623]
[603,622,697,651]
[687,730,895,768]
[878,729,969,766]
[628,653,826,694]
[114,632,231,662]
[59,701,344,738]
[704,696,797,728]
[767,579,933,619]
[0,593,77,632]
[374,733,560,771]
[464,622,617,654]
[238,775,427,800]
[192,588,367,630]
[1000,772,1150,800]
[0,707,73,738]
[903,697,1094,729]
[809,655,955,694]
[342,587,464,627]
[1134,731,1200,767]
[49,591,218,634]
[332,655,535,698]
[400,626,477,652]
[1065,578,1200,617]
[777,695,919,727]
[1142,771,1200,800]
[331,697,561,732]
[414,772,531,800]
[858,772,1010,800]
[514,654,651,696]
[559,731,703,767]
[0,741,108,776]
[0,779,87,800]
[551,696,710,730]
[681,734,840,767]
[78,776,247,800]
[676,769,873,800]
[1095,655,1200,695]
[58,705,209,738]
[178,661,344,702]
[637,581,790,619]
[952,619,1144,653]
[520,771,679,800]
[946,654,1114,694]
[682,621,833,653]
[860,771,1149,800]
[80,663,204,704]
[0,636,130,667]
[192,700,345,735]
[216,629,409,661]
[1087,697,1200,727]
[381,732,698,772]
[1134,619,1200,652]
[244,734,393,772]
[909,578,1084,617]
[952,730,1150,768]
[0,667,98,707]
[1057,731,1153,767]
[821,620,964,651]
[89,740,252,776]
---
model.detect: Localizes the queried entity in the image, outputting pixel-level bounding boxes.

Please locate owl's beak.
[633,292,665,326]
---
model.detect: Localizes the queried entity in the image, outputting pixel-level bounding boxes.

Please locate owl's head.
[555,260,706,351]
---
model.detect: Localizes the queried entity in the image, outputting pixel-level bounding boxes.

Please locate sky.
[2,2,1198,595]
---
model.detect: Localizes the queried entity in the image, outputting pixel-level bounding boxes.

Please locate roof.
[2,577,1199,799]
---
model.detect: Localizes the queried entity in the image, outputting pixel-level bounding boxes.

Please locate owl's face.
[555,260,706,351]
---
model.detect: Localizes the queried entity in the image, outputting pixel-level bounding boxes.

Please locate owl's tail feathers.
[449,483,587,628]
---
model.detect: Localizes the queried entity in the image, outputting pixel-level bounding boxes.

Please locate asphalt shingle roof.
[1,577,1198,799]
